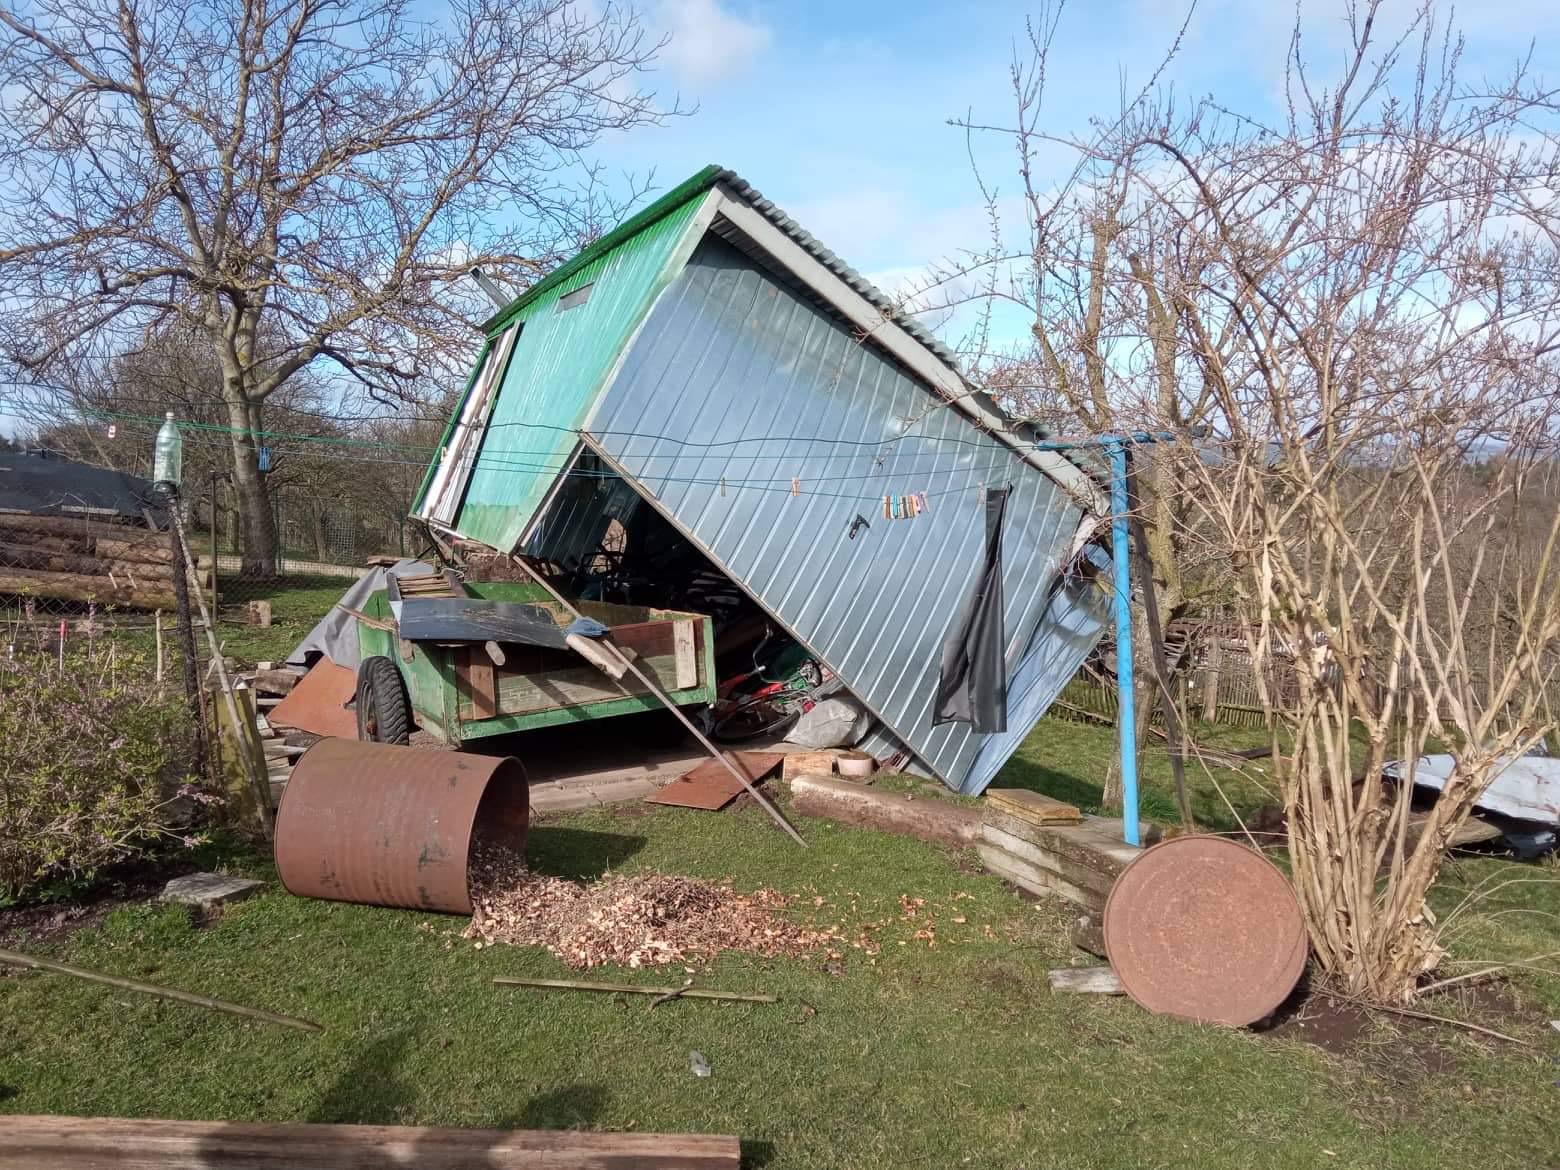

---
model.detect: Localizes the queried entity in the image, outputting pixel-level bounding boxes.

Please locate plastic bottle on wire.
[152,411,183,497]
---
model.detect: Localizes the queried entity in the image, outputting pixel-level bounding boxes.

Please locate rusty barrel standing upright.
[274,738,528,914]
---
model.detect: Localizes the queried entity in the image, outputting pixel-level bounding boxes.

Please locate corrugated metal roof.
[482,166,964,373]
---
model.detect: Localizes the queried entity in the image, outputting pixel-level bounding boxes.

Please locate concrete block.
[161,872,264,910]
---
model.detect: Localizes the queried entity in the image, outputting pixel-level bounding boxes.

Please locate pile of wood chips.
[465,846,836,969]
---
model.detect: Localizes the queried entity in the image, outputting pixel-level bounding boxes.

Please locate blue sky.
[5,0,1554,439]
[608,0,1560,346]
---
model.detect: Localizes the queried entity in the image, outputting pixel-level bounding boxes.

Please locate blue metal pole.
[1107,439,1140,847]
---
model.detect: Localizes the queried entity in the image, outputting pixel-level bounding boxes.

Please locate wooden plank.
[0,1114,742,1169]
[251,668,303,696]
[1048,966,1125,994]
[782,750,842,782]
[459,648,498,721]
[979,824,1118,900]
[472,652,686,719]
[977,842,1103,911]
[672,619,697,689]
[984,787,1083,826]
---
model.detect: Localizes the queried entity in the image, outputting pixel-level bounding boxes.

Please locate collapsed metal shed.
[414,166,1113,795]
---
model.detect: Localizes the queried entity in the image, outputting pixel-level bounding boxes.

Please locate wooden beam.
[0,1115,741,1169]
[672,619,697,689]
[789,773,982,847]
[1047,966,1125,994]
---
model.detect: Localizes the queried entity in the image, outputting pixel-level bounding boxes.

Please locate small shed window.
[559,282,594,311]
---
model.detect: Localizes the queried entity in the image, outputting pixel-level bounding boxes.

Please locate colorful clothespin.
[791,477,800,497]
[915,491,930,515]
[882,495,891,520]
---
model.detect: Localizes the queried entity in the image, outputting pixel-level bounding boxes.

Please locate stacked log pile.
[0,513,180,610]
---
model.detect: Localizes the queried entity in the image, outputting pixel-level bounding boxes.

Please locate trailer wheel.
[356,655,412,745]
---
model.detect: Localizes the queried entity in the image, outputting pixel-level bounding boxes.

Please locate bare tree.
[0,0,673,573]
[969,0,1560,1003]
[944,5,1209,809]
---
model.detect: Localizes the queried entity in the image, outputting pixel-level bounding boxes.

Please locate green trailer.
[351,580,716,748]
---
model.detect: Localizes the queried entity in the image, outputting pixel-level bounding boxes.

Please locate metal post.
[1107,439,1140,846]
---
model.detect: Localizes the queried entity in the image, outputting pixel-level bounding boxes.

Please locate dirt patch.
[0,860,191,949]
[1266,994,1372,1056]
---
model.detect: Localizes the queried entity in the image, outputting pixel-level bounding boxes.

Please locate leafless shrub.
[969,0,1560,1002]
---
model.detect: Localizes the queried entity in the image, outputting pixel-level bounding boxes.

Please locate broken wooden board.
[781,750,843,782]
[267,659,358,740]
[250,667,303,696]
[0,1115,741,1169]
[1048,965,1125,994]
[984,787,1083,827]
[647,751,784,810]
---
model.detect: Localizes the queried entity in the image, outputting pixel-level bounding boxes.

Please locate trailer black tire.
[356,655,412,745]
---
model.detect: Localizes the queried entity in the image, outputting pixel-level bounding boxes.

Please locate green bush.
[0,648,206,903]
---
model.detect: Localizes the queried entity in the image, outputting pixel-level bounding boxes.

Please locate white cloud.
[655,0,770,86]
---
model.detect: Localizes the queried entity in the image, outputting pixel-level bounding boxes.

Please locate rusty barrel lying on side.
[274,738,528,914]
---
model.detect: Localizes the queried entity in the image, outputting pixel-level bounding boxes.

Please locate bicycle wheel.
[710,699,801,744]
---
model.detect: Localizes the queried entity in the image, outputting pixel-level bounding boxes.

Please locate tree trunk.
[223,392,277,577]
[312,505,329,562]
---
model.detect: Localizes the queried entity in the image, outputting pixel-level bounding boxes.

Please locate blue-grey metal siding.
[586,236,1102,790]
[964,565,1111,793]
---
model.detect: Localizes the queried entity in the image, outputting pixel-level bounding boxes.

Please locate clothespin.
[791,477,800,497]
[915,491,930,515]
[909,494,920,518]
[720,477,727,497]
[882,495,891,520]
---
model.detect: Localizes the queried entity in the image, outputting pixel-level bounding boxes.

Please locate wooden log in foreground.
[0,1115,742,1169]
[788,772,982,847]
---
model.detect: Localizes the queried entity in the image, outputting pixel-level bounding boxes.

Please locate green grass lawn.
[209,573,353,663]
[1,719,1557,1168]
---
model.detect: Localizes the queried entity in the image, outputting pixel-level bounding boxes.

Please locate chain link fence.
[0,461,424,668]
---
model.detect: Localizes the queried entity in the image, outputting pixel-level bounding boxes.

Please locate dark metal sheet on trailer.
[1103,835,1307,1027]
[397,598,569,648]
[274,738,529,914]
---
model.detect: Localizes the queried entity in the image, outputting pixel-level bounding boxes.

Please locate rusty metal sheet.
[1103,835,1307,1027]
[268,659,359,740]
[274,739,528,914]
[645,752,783,811]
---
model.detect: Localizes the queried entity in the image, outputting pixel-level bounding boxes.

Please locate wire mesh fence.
[0,457,414,665]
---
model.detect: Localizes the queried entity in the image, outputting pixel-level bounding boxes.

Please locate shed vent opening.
[558,282,594,310]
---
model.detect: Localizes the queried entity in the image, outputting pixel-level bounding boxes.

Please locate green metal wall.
[453,194,708,550]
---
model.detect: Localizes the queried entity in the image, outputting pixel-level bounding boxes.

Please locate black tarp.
[933,486,1010,733]
[0,449,158,519]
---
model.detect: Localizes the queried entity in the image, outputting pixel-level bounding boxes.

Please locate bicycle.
[706,627,833,743]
